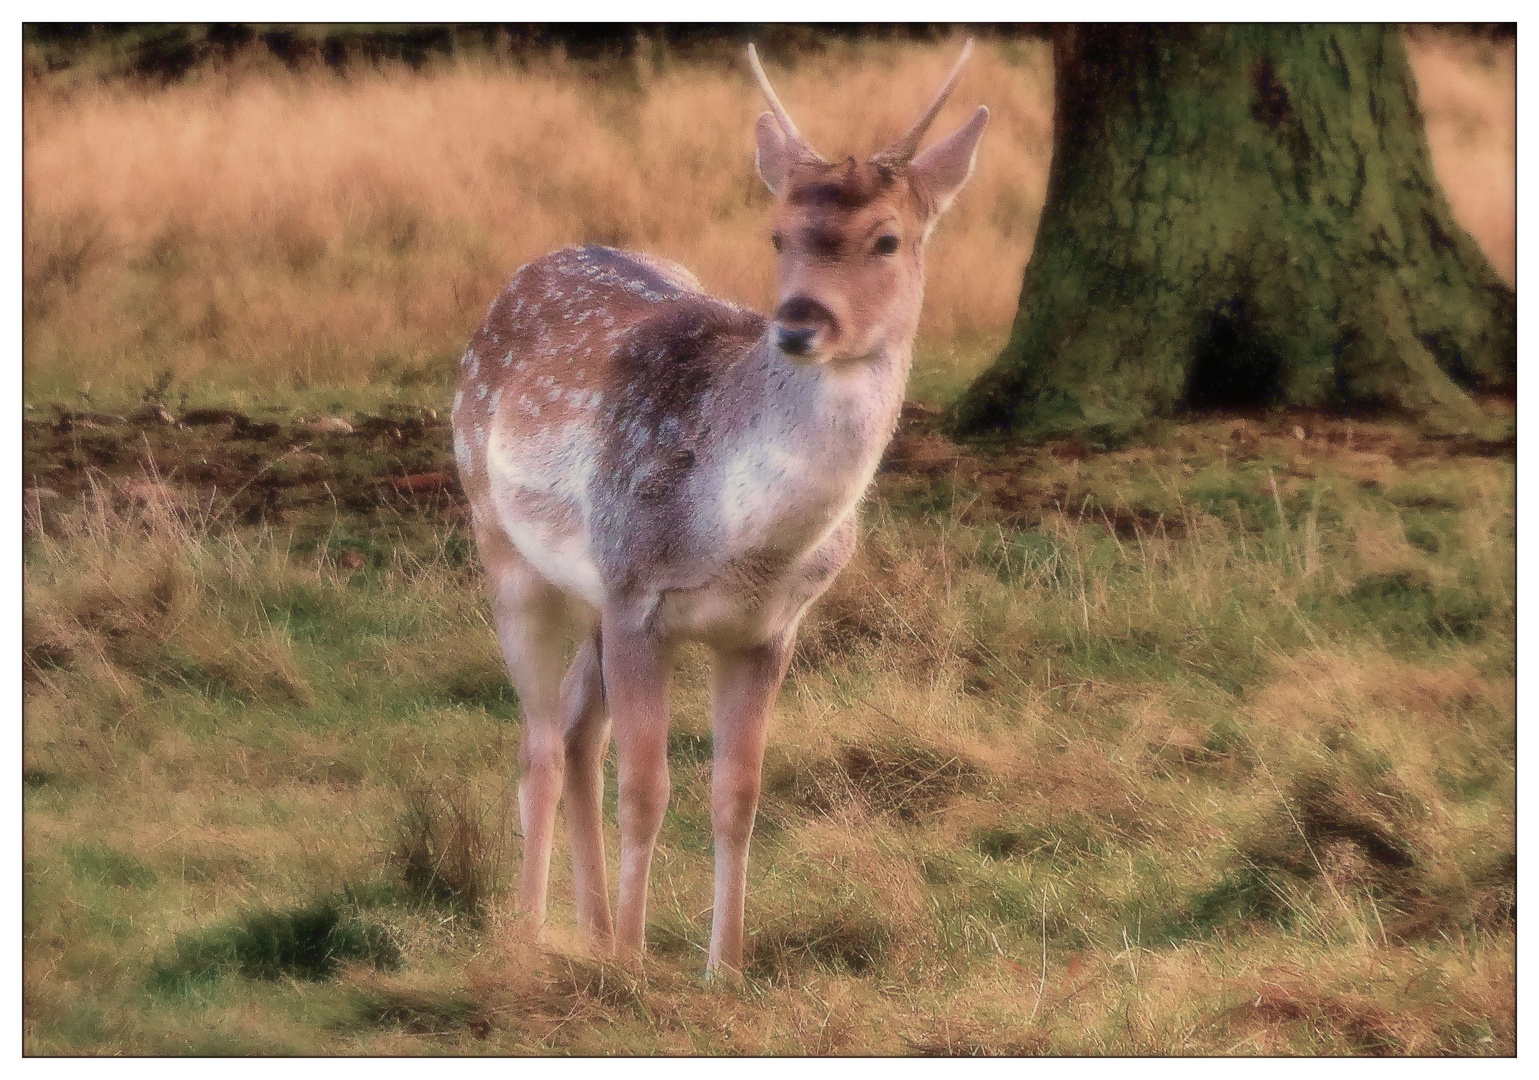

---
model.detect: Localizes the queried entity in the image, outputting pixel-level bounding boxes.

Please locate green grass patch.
[149,898,400,998]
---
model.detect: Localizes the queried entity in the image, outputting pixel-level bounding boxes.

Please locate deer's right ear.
[755,112,793,194]
[910,105,989,218]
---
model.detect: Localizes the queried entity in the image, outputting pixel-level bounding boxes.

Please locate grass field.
[22,30,1516,1055]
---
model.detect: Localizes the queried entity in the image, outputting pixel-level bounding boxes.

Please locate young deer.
[453,42,987,975]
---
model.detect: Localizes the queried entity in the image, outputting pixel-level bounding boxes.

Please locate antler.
[874,39,975,166]
[748,43,823,161]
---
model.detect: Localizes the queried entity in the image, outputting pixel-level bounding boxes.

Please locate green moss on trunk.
[953,25,1514,444]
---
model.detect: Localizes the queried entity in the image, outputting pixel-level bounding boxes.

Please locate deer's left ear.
[911,106,989,216]
[755,111,794,194]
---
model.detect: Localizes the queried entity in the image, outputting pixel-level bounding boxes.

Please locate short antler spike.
[748,43,822,159]
[877,39,975,165]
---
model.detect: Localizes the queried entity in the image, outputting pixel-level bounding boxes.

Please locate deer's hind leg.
[560,628,614,945]
[479,531,574,924]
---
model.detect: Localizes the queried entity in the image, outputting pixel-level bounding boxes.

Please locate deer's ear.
[911,105,989,216]
[755,112,794,194]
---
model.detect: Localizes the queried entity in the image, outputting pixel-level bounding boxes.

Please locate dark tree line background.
[22,22,1048,80]
[26,22,1512,82]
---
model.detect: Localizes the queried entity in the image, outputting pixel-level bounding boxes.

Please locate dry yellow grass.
[23,36,1053,397]
[1404,28,1516,285]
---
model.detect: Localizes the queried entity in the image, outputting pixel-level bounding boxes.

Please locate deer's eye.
[771,233,784,253]
[873,234,900,256]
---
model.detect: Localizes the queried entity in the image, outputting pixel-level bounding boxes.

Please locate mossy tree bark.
[953,25,1515,443]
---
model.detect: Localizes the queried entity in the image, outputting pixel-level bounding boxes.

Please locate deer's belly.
[501,507,606,609]
[484,428,607,609]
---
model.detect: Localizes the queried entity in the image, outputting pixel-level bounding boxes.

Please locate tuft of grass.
[547,954,652,1013]
[1154,865,1295,945]
[346,977,486,1037]
[23,475,313,710]
[389,782,510,918]
[769,738,985,822]
[66,841,159,891]
[746,915,891,981]
[906,1019,1050,1057]
[1316,570,1493,645]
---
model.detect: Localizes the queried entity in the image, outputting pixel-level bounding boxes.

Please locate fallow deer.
[452,42,988,975]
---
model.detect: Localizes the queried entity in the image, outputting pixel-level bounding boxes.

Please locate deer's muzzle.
[773,295,838,360]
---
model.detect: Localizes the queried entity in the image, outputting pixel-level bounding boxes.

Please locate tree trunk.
[952,25,1515,443]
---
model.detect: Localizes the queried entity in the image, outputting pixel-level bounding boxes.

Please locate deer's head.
[750,42,989,365]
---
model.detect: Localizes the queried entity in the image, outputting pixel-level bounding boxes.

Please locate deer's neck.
[759,330,909,462]
[710,330,912,557]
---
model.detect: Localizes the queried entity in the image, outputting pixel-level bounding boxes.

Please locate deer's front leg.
[601,616,672,959]
[707,632,795,976]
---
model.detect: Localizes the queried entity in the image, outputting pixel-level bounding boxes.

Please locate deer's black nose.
[775,295,835,329]
[776,325,817,356]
